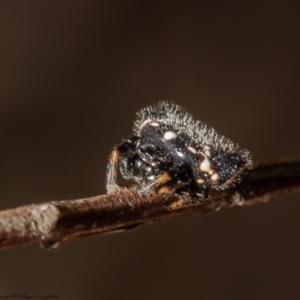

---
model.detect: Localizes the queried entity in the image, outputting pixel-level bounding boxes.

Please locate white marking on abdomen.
[176,151,185,157]
[187,146,197,154]
[199,157,211,172]
[164,131,177,140]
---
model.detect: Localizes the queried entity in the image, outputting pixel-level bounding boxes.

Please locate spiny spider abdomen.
[106,101,252,197]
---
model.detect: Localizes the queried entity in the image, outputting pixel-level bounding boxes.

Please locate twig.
[0,159,300,250]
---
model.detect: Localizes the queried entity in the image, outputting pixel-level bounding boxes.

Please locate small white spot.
[164,131,177,140]
[196,178,204,184]
[187,146,197,154]
[139,120,160,131]
[199,157,211,172]
[211,173,219,181]
[40,205,49,211]
[205,150,211,157]
[203,146,211,157]
[150,122,160,127]
[176,151,185,157]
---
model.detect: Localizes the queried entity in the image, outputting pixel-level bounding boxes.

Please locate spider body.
[106,102,252,197]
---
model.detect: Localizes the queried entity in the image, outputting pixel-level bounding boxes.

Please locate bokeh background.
[1,1,300,299]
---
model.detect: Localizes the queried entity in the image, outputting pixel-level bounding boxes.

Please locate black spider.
[106,101,252,197]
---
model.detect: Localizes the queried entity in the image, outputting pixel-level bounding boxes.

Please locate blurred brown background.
[0,1,300,299]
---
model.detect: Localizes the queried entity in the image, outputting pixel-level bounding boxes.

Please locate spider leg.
[140,175,188,210]
[157,186,171,194]
[139,173,171,194]
[106,148,121,194]
[106,137,140,194]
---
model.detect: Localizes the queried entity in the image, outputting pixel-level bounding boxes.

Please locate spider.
[106,101,252,197]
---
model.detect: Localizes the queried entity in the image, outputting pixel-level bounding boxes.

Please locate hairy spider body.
[106,102,252,197]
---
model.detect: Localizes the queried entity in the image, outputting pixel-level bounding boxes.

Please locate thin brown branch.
[0,159,300,250]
